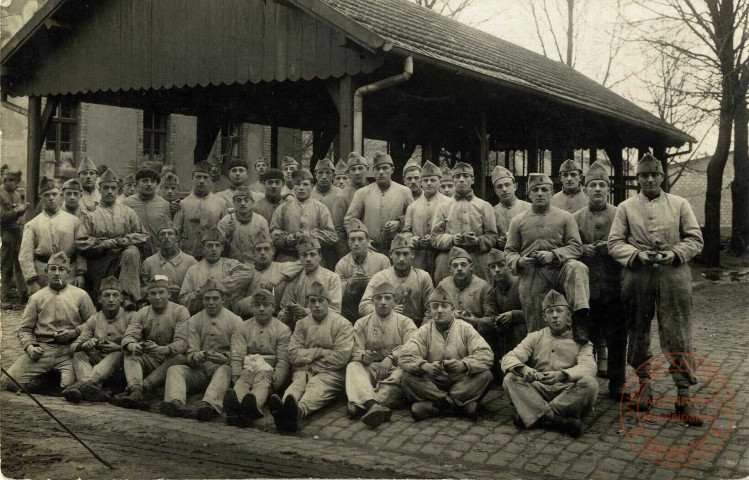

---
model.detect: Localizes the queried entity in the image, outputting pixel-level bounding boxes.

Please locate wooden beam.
[478,111,488,199]
[27,96,42,212]
[270,125,279,168]
[338,75,354,156]
[193,113,221,165]
[605,145,625,205]
[37,97,59,152]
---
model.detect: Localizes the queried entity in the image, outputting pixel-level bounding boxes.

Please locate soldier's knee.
[72,351,88,362]
[122,246,140,261]
[503,372,523,389]
[166,364,189,379]
[575,376,599,392]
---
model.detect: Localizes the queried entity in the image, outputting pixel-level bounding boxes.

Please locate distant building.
[670,152,734,227]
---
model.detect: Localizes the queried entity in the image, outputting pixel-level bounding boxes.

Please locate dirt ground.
[1,260,748,479]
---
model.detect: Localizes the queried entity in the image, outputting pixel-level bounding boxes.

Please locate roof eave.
[1,0,67,66]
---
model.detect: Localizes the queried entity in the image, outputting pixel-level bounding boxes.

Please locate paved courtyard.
[1,275,747,479]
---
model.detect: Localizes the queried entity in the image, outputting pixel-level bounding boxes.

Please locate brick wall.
[670,153,734,227]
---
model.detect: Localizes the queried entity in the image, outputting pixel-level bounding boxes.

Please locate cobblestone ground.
[1,276,747,479]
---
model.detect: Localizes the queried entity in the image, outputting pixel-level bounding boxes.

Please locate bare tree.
[629,0,749,264]
[411,0,475,19]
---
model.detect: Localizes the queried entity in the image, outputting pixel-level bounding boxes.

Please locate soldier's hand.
[517,256,536,270]
[464,231,479,246]
[420,362,443,378]
[206,351,228,364]
[116,238,130,247]
[54,329,78,343]
[453,234,465,246]
[537,371,565,385]
[81,338,98,351]
[376,357,393,380]
[494,312,513,329]
[519,366,538,383]
[594,241,609,255]
[443,359,467,374]
[226,218,237,234]
[170,201,181,214]
[98,341,121,354]
[393,304,405,314]
[15,203,28,214]
[129,342,145,356]
[535,251,555,266]
[457,310,477,324]
[193,351,208,364]
[496,235,507,250]
[27,281,41,294]
[73,275,86,288]
[583,244,598,257]
[656,251,676,266]
[419,234,433,247]
[285,234,297,247]
[637,251,657,265]
[361,350,376,366]
[26,345,45,361]
[168,284,181,296]
[288,303,307,317]
[383,220,401,233]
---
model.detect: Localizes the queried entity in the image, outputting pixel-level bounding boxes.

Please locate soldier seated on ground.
[63,277,131,403]
[345,282,418,428]
[114,275,190,409]
[399,286,494,422]
[161,280,242,421]
[501,290,598,438]
[268,282,354,433]
[0,252,96,394]
[223,289,291,427]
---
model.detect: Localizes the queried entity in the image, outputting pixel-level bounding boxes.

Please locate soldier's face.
[637,172,663,197]
[254,243,274,268]
[203,291,224,316]
[315,169,334,190]
[308,295,329,321]
[99,289,122,314]
[40,189,60,212]
[421,176,440,196]
[137,177,158,196]
[348,231,369,255]
[334,175,349,189]
[123,183,137,197]
[404,171,422,195]
[374,164,393,186]
[99,183,119,205]
[494,178,516,202]
[45,264,69,289]
[255,162,268,176]
[229,167,248,186]
[264,179,284,197]
[192,172,212,196]
[391,248,413,270]
[148,286,170,310]
[161,185,179,202]
[440,181,455,198]
[79,170,97,189]
[561,171,581,190]
[489,260,509,281]
[282,165,297,181]
[373,293,395,317]
[3,178,19,192]
[233,195,253,214]
[252,301,274,323]
[529,185,552,207]
[203,240,224,262]
[430,301,453,327]
[300,249,321,272]
[454,173,474,195]
[450,259,473,281]
[585,180,609,206]
[348,165,367,185]
[293,179,312,201]
[63,189,81,209]
[544,305,571,333]
[158,228,178,250]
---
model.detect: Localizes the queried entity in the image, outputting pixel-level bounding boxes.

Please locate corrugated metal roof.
[319,0,693,144]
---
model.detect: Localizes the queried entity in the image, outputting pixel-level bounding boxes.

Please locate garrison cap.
[99,276,122,293]
[372,152,394,168]
[4,169,21,181]
[226,158,249,171]
[345,218,368,236]
[200,279,226,296]
[193,161,213,175]
[636,153,664,175]
[157,219,177,234]
[428,285,454,306]
[585,161,610,185]
[291,169,314,184]
[307,281,331,301]
[449,246,472,264]
[440,166,454,183]
[372,282,396,297]
[542,289,569,311]
[160,164,175,176]
[38,176,60,195]
[335,159,348,175]
[77,155,97,174]
[402,158,422,176]
[62,178,82,191]
[98,169,119,185]
[296,234,321,254]
[491,166,514,185]
[253,230,273,247]
[421,160,442,178]
[47,252,70,269]
[254,157,268,167]
[147,274,170,291]
[560,159,582,173]
[161,172,180,187]
[487,248,506,266]
[314,159,335,172]
[390,233,413,252]
[527,173,553,190]
[452,162,474,177]
[281,156,299,168]
[232,185,254,199]
[135,168,160,183]
[251,288,275,305]
[201,226,223,244]
[346,152,368,170]
[122,173,137,185]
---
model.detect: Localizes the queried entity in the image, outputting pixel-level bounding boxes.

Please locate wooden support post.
[422,141,433,163]
[478,112,488,199]
[551,148,565,178]
[311,126,337,171]
[504,150,510,169]
[39,97,59,150]
[338,75,354,156]
[26,96,42,213]
[606,145,625,205]
[653,145,669,192]
[193,113,221,165]
[270,125,279,168]
[589,148,597,164]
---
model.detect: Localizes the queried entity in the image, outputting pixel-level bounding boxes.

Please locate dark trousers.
[589,298,627,389]
[1,229,27,302]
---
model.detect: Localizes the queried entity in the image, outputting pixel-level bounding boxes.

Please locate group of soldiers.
[0,148,705,437]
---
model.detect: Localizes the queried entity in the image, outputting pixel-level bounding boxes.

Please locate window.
[44,101,78,178]
[143,111,168,163]
[220,120,240,159]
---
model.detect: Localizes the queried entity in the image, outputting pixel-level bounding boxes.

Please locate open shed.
[1,0,693,209]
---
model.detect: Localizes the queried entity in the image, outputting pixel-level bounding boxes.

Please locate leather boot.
[635,382,653,412]
[62,383,83,403]
[283,395,301,432]
[224,389,246,427]
[572,310,590,345]
[361,403,392,428]
[118,386,145,409]
[596,344,608,378]
[241,392,264,420]
[411,402,439,421]
[675,395,704,426]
